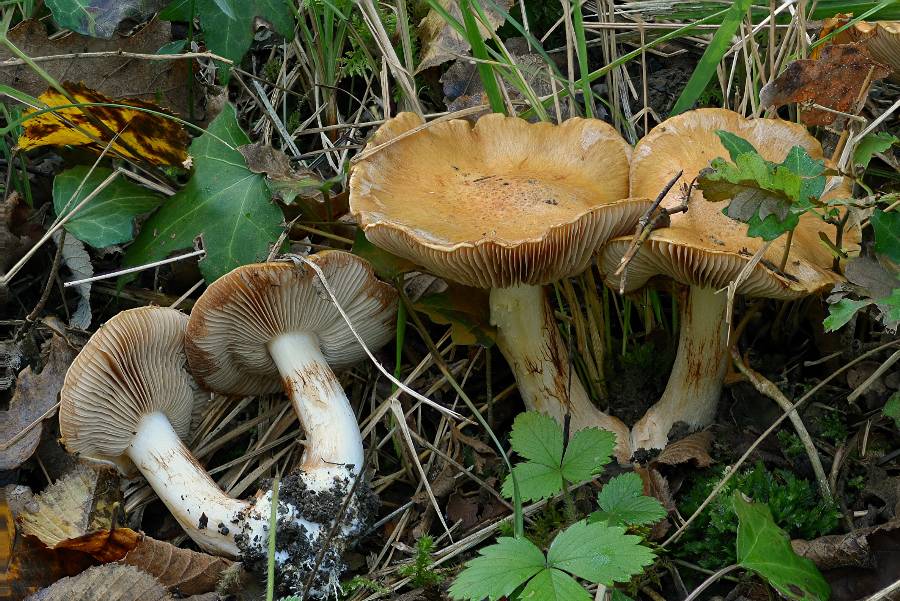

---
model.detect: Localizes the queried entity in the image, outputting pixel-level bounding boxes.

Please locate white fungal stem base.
[490,285,631,463]
[268,331,365,488]
[630,286,729,452]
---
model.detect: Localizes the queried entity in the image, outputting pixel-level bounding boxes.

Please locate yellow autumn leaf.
[17,82,190,167]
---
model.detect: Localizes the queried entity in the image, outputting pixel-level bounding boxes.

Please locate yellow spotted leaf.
[18,82,189,166]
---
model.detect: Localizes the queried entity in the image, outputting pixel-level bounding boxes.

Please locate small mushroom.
[598,108,857,453]
[58,307,266,556]
[350,113,653,462]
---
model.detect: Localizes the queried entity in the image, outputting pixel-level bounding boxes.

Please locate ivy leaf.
[734,492,830,601]
[823,298,873,332]
[53,166,164,248]
[447,536,545,601]
[500,412,615,502]
[884,392,900,429]
[124,103,284,282]
[591,473,667,527]
[746,212,800,242]
[854,132,899,169]
[46,0,167,38]
[548,520,656,586]
[871,209,900,263]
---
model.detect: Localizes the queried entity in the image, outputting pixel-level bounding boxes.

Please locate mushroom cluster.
[59,251,397,597]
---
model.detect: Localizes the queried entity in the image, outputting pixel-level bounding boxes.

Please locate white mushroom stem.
[129,412,318,558]
[489,285,631,463]
[268,331,365,487]
[630,286,729,452]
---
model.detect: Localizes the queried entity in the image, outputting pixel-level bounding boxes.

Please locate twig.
[683,564,740,601]
[847,349,900,403]
[731,348,832,500]
[63,249,206,287]
[0,50,233,67]
[866,577,900,601]
[25,229,65,322]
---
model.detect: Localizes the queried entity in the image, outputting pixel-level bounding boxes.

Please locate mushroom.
[350,113,653,461]
[59,307,263,556]
[598,108,855,452]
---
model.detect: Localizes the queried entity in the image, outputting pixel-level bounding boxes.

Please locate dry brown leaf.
[416,0,513,73]
[814,16,900,82]
[54,528,142,563]
[0,333,76,470]
[0,20,201,119]
[652,431,714,468]
[121,535,235,595]
[17,465,120,547]
[238,142,324,203]
[759,43,891,125]
[0,192,32,306]
[24,563,173,601]
[635,467,673,540]
[18,82,190,167]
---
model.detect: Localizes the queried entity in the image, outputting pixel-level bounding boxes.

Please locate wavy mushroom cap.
[185,251,398,396]
[59,307,204,473]
[600,109,857,298]
[350,112,652,288]
[847,21,900,78]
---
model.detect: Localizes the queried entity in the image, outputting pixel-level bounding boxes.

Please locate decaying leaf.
[414,283,495,347]
[121,535,235,595]
[815,16,900,82]
[17,465,121,548]
[0,192,35,307]
[652,431,714,468]
[0,333,76,470]
[238,142,324,203]
[416,0,513,72]
[18,82,190,167]
[759,43,891,125]
[24,563,172,601]
[352,228,418,281]
[45,0,168,39]
[54,527,142,563]
[0,20,201,119]
[53,230,93,330]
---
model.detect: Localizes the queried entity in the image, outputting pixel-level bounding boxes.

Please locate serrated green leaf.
[592,473,667,527]
[510,412,564,467]
[447,537,545,601]
[611,591,636,601]
[53,166,164,248]
[884,392,900,429]
[746,211,799,241]
[123,103,284,282]
[854,132,899,169]
[824,298,873,332]
[716,129,758,161]
[502,461,566,502]
[519,568,591,601]
[560,427,615,484]
[46,0,166,38]
[734,492,830,601]
[876,287,900,326]
[780,146,826,178]
[548,520,655,586]
[871,209,900,263]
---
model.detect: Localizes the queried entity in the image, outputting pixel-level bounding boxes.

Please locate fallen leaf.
[0,20,201,119]
[53,230,93,330]
[814,17,900,82]
[55,528,142,563]
[53,166,165,249]
[759,43,891,126]
[352,228,418,281]
[416,0,513,73]
[652,431,714,468]
[414,283,495,347]
[16,465,121,548]
[238,142,324,203]
[121,535,235,595]
[123,103,285,282]
[45,0,168,39]
[0,338,23,393]
[0,334,76,470]
[18,82,190,167]
[24,563,172,601]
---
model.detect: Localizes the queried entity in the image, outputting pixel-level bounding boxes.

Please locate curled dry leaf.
[54,527,141,563]
[652,430,714,468]
[18,82,190,167]
[0,192,33,306]
[759,43,891,125]
[24,563,172,601]
[121,535,236,595]
[52,230,93,330]
[0,20,202,119]
[416,0,513,72]
[238,142,324,203]
[16,465,120,547]
[815,16,900,82]
[0,333,76,471]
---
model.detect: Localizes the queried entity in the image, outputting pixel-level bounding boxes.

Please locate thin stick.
[63,249,206,287]
[169,279,204,310]
[731,348,831,500]
[848,349,900,403]
[25,229,65,322]
[684,564,740,601]
[0,50,233,67]
[867,578,900,601]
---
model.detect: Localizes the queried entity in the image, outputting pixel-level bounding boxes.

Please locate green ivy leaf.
[824,298,873,332]
[53,166,164,248]
[884,392,900,429]
[591,472,667,527]
[123,103,284,282]
[447,536,545,601]
[46,0,167,38]
[734,492,830,601]
[548,520,655,585]
[854,132,899,169]
[871,209,900,263]
[500,412,615,502]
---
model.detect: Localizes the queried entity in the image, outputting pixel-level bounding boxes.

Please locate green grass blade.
[670,0,752,116]
[266,476,280,601]
[462,0,506,113]
[571,0,593,118]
